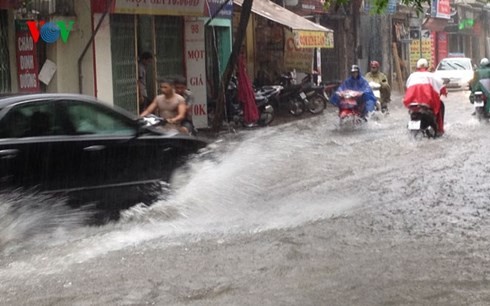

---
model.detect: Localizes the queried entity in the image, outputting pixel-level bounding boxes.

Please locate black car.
[0,93,207,212]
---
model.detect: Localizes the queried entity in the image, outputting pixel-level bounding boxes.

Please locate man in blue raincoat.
[330,64,377,119]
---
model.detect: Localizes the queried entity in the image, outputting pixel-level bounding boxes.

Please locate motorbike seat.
[408,102,431,109]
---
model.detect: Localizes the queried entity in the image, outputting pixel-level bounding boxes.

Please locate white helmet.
[416,58,429,69]
[480,58,489,67]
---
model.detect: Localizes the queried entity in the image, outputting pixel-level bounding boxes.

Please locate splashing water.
[0,190,93,253]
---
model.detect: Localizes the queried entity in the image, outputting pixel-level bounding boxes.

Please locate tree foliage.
[324,0,431,14]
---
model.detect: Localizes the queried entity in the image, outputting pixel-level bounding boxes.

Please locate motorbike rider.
[364,60,391,113]
[140,79,189,134]
[470,58,490,112]
[403,58,447,136]
[174,76,197,135]
[330,64,377,119]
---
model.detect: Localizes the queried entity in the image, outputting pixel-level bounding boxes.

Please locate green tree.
[324,0,431,14]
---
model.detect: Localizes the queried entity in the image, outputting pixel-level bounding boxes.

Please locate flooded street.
[2,90,490,305]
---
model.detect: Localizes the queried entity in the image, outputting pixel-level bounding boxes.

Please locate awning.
[233,0,334,48]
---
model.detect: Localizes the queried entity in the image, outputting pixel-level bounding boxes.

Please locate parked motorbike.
[323,80,342,102]
[271,72,327,116]
[336,90,366,127]
[406,103,438,138]
[272,72,308,116]
[300,73,329,114]
[224,76,277,127]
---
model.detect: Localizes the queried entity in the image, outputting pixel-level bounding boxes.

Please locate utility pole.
[212,0,254,133]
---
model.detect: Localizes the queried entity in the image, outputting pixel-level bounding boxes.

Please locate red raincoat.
[237,54,259,124]
[403,69,447,133]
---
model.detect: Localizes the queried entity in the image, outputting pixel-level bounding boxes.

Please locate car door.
[55,99,148,191]
[0,99,57,190]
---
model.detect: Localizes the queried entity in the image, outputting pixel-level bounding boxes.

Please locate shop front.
[233,0,333,86]
[91,0,232,128]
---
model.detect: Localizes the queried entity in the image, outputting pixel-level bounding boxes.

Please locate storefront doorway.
[110,14,184,114]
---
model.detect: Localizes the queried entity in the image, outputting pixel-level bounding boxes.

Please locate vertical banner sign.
[432,32,448,65]
[15,20,40,93]
[184,18,208,128]
[409,29,421,71]
[421,30,433,67]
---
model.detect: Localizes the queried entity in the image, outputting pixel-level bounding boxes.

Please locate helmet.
[480,58,489,67]
[416,58,429,69]
[370,61,380,68]
[351,65,360,72]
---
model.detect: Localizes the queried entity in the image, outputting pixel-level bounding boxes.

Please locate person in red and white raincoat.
[403,58,448,135]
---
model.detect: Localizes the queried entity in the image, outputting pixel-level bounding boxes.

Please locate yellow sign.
[284,31,313,73]
[293,31,334,49]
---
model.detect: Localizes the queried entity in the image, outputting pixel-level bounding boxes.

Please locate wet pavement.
[2,89,490,305]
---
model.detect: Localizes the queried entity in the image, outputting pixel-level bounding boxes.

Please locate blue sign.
[206,0,233,19]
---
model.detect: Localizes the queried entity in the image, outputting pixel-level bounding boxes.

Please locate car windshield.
[437,59,471,71]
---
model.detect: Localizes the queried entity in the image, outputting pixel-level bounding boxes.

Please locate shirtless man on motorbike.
[140,79,189,134]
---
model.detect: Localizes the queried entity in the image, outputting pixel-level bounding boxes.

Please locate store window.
[111,14,137,113]
[110,14,184,114]
[154,16,184,83]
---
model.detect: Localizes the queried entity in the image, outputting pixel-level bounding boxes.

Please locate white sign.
[38,59,57,85]
[184,18,207,128]
[114,0,205,16]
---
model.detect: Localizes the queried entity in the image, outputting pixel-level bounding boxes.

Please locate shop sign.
[184,19,208,128]
[15,21,40,93]
[409,29,433,71]
[293,31,334,49]
[111,0,206,16]
[285,30,313,73]
[431,0,451,19]
[205,0,233,18]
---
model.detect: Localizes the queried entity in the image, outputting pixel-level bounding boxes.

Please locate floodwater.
[2,90,490,305]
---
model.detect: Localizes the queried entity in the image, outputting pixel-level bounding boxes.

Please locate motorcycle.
[140,114,198,136]
[271,71,309,116]
[224,76,277,127]
[323,80,341,102]
[299,73,329,114]
[368,81,382,112]
[470,79,490,120]
[336,90,366,127]
[406,103,438,138]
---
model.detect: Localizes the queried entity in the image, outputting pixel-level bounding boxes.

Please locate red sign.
[437,32,448,62]
[432,0,451,19]
[15,22,40,93]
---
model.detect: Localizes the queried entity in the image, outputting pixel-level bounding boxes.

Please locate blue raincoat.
[330,68,377,115]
